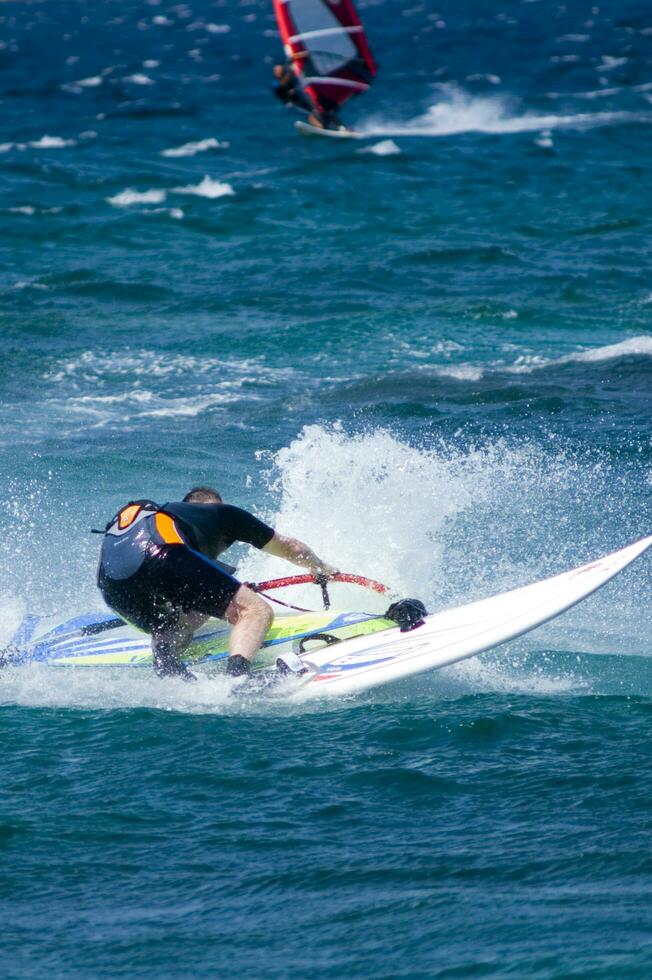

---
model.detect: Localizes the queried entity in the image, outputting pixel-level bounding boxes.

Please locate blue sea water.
[1,0,652,975]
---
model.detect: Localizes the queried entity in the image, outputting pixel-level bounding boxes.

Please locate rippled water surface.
[1,0,651,976]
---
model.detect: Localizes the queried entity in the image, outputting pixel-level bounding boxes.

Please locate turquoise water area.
[1,0,651,975]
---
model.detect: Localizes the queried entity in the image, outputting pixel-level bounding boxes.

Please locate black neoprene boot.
[384,598,428,632]
[153,644,197,681]
[153,659,197,682]
[226,654,252,677]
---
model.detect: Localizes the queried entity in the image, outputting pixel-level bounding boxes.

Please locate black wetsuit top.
[162,502,274,558]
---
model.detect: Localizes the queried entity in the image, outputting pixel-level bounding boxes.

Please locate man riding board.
[97,487,337,680]
[272,61,345,131]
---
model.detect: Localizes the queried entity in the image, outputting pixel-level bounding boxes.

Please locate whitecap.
[432,364,484,382]
[76,76,103,88]
[171,175,235,198]
[107,188,167,206]
[123,73,155,85]
[143,207,184,220]
[358,139,401,156]
[503,336,652,375]
[597,56,628,72]
[408,335,652,383]
[206,23,230,33]
[534,130,554,148]
[561,336,652,364]
[28,135,76,148]
[161,137,227,158]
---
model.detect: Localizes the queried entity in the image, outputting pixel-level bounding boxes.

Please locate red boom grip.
[252,572,390,595]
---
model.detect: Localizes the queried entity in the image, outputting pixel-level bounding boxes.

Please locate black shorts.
[98,544,241,634]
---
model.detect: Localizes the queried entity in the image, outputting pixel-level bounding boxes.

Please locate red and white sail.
[273,0,377,113]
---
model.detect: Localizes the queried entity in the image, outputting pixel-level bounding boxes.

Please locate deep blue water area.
[1,0,651,976]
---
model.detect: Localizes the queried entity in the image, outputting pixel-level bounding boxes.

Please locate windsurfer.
[272,62,313,114]
[96,486,337,681]
[272,62,345,130]
[272,0,377,134]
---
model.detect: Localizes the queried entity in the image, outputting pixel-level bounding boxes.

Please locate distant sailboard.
[294,120,360,138]
[273,0,377,132]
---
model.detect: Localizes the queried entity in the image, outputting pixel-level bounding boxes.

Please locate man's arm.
[262,533,338,578]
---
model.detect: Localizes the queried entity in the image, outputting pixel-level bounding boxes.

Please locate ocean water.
[1,0,652,975]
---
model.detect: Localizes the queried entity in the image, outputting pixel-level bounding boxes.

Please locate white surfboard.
[290,535,652,700]
[295,120,361,139]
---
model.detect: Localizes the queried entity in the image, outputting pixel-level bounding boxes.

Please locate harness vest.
[98,500,237,580]
[100,500,188,580]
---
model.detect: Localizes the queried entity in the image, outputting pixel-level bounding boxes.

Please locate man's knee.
[227,585,273,627]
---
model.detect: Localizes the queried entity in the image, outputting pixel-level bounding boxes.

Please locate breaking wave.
[361,86,652,138]
[425,335,652,382]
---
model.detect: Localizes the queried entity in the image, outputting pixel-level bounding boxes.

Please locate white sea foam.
[28,135,76,148]
[239,424,651,668]
[124,73,155,85]
[359,86,652,138]
[44,349,239,381]
[534,129,554,149]
[107,188,167,206]
[171,175,235,198]
[7,206,62,217]
[75,76,103,88]
[0,663,240,715]
[448,654,580,695]
[436,364,484,381]
[206,23,230,33]
[13,281,49,290]
[241,425,493,601]
[62,78,103,94]
[505,335,652,374]
[0,594,25,648]
[161,137,228,158]
[54,390,240,422]
[597,56,628,72]
[561,336,652,363]
[40,350,293,429]
[428,335,652,381]
[358,139,401,156]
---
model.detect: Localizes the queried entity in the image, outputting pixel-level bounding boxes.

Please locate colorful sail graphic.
[273,0,377,113]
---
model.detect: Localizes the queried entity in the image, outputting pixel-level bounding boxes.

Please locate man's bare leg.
[225,585,273,666]
[152,611,206,679]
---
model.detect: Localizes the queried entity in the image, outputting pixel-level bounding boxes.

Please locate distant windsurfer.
[272,0,377,134]
[272,62,313,113]
[272,62,345,131]
[96,487,337,681]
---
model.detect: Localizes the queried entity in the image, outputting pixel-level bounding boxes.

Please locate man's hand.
[312,561,339,579]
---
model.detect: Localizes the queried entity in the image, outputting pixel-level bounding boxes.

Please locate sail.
[273,0,377,113]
